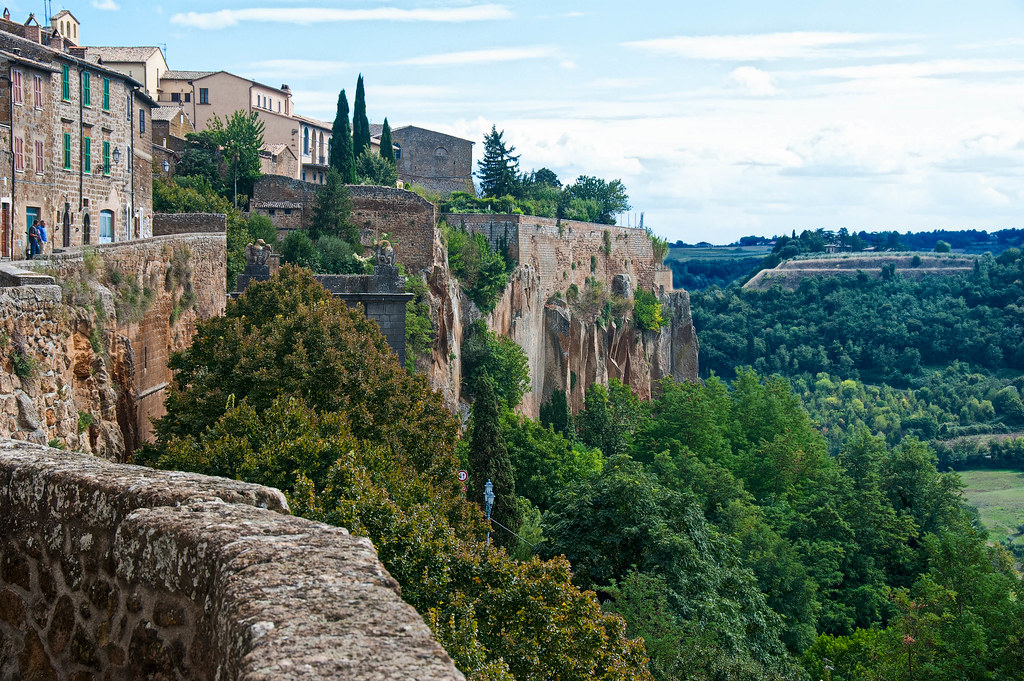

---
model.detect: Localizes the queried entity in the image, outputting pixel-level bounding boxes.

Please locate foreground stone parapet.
[0,439,465,680]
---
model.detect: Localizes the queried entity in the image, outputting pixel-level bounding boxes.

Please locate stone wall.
[152,212,227,236]
[4,234,226,457]
[251,177,438,275]
[0,438,465,681]
[391,127,475,197]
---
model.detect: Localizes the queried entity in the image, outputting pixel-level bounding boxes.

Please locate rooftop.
[151,105,187,121]
[85,46,163,63]
[162,69,215,81]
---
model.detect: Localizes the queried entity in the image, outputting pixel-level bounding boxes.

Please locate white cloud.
[248,59,348,80]
[728,66,776,96]
[171,4,512,30]
[812,59,1024,81]
[560,59,577,69]
[395,46,558,66]
[92,0,120,9]
[623,31,916,61]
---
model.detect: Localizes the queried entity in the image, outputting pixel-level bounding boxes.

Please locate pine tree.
[476,125,520,198]
[308,169,356,243]
[379,118,395,167]
[467,376,522,550]
[352,75,370,161]
[329,89,355,183]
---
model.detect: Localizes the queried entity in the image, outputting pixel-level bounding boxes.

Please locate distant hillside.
[744,252,976,290]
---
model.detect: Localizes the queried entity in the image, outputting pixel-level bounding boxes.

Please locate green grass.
[666,246,771,261]
[959,469,1024,551]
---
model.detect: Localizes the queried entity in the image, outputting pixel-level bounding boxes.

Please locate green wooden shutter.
[63,133,71,170]
[83,137,91,174]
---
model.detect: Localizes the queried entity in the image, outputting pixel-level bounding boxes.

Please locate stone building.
[380,125,474,196]
[151,105,194,150]
[260,142,298,179]
[0,12,154,259]
[84,45,167,100]
[157,70,331,183]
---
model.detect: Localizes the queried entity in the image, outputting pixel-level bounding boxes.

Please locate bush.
[633,290,667,331]
[281,231,320,270]
[404,275,435,372]
[461,320,530,409]
[355,150,398,187]
[442,222,511,313]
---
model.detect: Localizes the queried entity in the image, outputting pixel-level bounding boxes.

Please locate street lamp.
[162,160,170,173]
[484,480,495,546]
[111,146,121,165]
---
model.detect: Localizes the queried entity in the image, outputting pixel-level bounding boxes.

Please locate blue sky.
[26,0,1024,242]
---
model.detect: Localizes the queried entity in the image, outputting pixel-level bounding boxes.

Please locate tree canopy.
[477,125,521,198]
[329,89,355,183]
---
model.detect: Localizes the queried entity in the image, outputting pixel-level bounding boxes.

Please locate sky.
[22,0,1024,243]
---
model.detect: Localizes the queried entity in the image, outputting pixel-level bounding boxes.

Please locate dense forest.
[138,264,1024,681]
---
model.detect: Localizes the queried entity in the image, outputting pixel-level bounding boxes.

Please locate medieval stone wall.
[0,439,465,681]
[4,233,226,457]
[152,212,227,236]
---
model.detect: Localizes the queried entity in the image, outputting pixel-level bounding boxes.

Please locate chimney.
[50,32,64,51]
[281,84,290,91]
[24,24,40,43]
[68,46,86,59]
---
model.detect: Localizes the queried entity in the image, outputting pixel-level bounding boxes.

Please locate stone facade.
[3,231,226,456]
[0,14,155,259]
[0,438,465,681]
[391,126,474,196]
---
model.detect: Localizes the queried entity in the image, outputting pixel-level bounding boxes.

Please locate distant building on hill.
[372,125,475,196]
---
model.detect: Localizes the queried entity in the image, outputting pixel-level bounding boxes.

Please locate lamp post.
[111,146,121,165]
[484,480,494,546]
[162,159,170,174]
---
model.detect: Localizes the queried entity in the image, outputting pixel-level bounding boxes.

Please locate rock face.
[0,233,226,459]
[412,214,699,417]
[0,438,465,681]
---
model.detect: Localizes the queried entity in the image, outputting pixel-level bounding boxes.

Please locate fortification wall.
[251,178,438,274]
[153,213,228,236]
[5,234,226,456]
[0,438,464,681]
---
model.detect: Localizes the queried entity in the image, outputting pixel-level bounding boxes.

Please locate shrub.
[77,411,94,434]
[633,290,666,331]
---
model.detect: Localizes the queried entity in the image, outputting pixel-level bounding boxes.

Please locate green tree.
[934,240,951,253]
[307,168,356,243]
[467,376,522,551]
[379,117,396,166]
[460,320,530,409]
[564,176,630,225]
[352,74,370,160]
[175,130,224,193]
[355,150,398,187]
[477,125,520,198]
[329,89,355,183]
[210,110,264,206]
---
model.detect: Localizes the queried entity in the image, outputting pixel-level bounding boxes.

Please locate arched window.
[303,127,309,154]
[318,131,324,162]
[99,210,114,244]
[434,146,448,158]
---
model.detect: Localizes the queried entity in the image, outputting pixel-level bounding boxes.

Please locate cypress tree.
[379,118,395,167]
[352,74,370,160]
[467,375,522,551]
[329,89,355,183]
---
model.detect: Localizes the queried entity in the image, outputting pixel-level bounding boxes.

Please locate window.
[284,209,291,215]
[393,143,401,160]
[33,75,42,108]
[102,78,110,110]
[63,133,71,170]
[303,127,309,154]
[61,64,70,100]
[434,146,448,158]
[34,141,43,174]
[184,92,191,102]
[268,209,276,216]
[170,92,180,102]
[199,87,208,104]
[11,69,22,105]
[139,109,145,135]
[83,137,91,174]
[103,141,110,176]
[301,170,306,181]
[14,138,23,171]
[99,210,114,244]
[83,72,90,106]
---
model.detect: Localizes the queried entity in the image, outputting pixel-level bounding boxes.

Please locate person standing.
[27,220,40,259]
[37,219,48,255]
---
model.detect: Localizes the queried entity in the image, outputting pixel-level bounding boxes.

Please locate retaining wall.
[153,213,228,236]
[0,439,465,680]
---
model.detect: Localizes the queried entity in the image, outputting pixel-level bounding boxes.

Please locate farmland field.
[666,245,772,261]
[959,469,1024,555]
